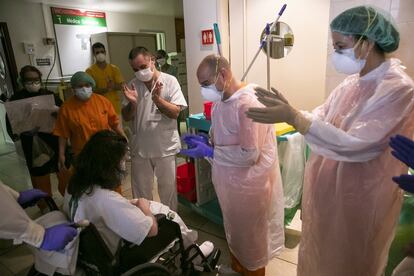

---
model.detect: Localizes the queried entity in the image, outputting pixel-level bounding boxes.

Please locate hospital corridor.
[0,0,414,275]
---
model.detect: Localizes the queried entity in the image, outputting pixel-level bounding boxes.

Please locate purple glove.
[392,174,414,193]
[17,189,48,208]
[390,135,414,169]
[40,223,78,251]
[180,140,213,158]
[182,134,210,148]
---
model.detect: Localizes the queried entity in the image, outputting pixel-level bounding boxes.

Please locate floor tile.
[0,262,13,276]
[0,240,14,256]
[178,203,209,229]
[198,221,226,239]
[0,245,33,274]
[266,257,297,276]
[277,243,299,265]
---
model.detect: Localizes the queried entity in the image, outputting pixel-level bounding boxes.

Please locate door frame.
[0,22,18,94]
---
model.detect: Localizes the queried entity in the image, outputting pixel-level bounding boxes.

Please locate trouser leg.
[30,174,52,195]
[131,155,154,199]
[154,155,177,211]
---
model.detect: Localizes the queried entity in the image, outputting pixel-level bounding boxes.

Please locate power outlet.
[23,42,35,55]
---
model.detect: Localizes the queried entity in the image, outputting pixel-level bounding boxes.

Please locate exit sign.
[201,29,214,45]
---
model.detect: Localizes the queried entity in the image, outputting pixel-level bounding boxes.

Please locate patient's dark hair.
[68,130,128,198]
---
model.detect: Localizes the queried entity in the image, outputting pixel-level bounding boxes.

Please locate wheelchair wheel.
[121,263,172,276]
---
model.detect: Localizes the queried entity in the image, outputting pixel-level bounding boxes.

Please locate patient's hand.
[135,198,151,214]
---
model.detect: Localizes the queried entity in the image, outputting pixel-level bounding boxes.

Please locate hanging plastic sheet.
[277,132,306,225]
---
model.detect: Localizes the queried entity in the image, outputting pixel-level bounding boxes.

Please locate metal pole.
[240,4,287,82]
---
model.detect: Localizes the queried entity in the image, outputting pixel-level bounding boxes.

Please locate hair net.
[70,71,96,88]
[330,5,399,53]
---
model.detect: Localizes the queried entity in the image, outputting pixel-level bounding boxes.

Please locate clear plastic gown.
[298,59,414,276]
[211,84,285,271]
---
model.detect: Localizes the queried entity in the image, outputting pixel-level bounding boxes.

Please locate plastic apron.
[211,84,284,271]
[298,59,414,276]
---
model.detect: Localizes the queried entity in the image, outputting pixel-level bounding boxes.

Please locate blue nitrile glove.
[390,135,414,169]
[180,140,213,158]
[40,223,78,251]
[392,174,414,193]
[182,133,210,148]
[17,189,49,208]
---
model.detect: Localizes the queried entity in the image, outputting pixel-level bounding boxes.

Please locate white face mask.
[75,87,93,101]
[135,66,154,82]
[95,53,106,63]
[157,58,166,67]
[201,84,222,102]
[25,83,41,93]
[331,48,366,75]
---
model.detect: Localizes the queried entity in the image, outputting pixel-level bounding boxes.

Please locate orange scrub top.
[53,93,119,155]
[86,63,124,114]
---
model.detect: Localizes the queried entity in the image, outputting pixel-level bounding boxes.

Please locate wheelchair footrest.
[184,244,221,272]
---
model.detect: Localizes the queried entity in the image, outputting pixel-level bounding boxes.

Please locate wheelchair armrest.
[22,196,59,211]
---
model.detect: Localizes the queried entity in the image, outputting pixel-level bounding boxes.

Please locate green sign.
[51,7,107,27]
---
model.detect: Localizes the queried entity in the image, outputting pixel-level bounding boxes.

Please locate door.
[0,23,17,101]
[0,23,17,147]
[107,33,157,83]
[107,34,135,82]
[133,33,157,55]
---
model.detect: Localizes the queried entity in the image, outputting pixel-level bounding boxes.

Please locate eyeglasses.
[23,80,41,85]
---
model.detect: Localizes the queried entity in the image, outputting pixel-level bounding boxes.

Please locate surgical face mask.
[74,86,93,101]
[135,66,154,82]
[24,82,41,93]
[331,47,366,75]
[95,53,106,63]
[201,84,222,102]
[157,58,166,66]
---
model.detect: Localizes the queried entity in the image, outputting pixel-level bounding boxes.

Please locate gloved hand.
[392,174,414,193]
[182,133,210,148]
[17,189,48,208]
[180,140,213,158]
[255,86,289,105]
[245,99,311,135]
[390,135,414,169]
[40,223,78,251]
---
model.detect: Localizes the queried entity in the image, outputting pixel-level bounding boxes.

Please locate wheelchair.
[27,197,221,276]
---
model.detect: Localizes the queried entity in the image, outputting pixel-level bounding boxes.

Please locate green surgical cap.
[70,71,96,89]
[330,5,399,53]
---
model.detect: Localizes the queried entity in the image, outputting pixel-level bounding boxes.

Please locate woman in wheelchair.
[63,130,215,274]
[65,130,159,256]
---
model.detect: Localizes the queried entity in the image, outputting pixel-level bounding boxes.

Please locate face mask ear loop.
[354,7,378,59]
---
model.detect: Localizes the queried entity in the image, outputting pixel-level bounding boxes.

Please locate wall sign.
[51,8,107,27]
[51,7,108,76]
[35,58,51,66]
[201,29,214,45]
